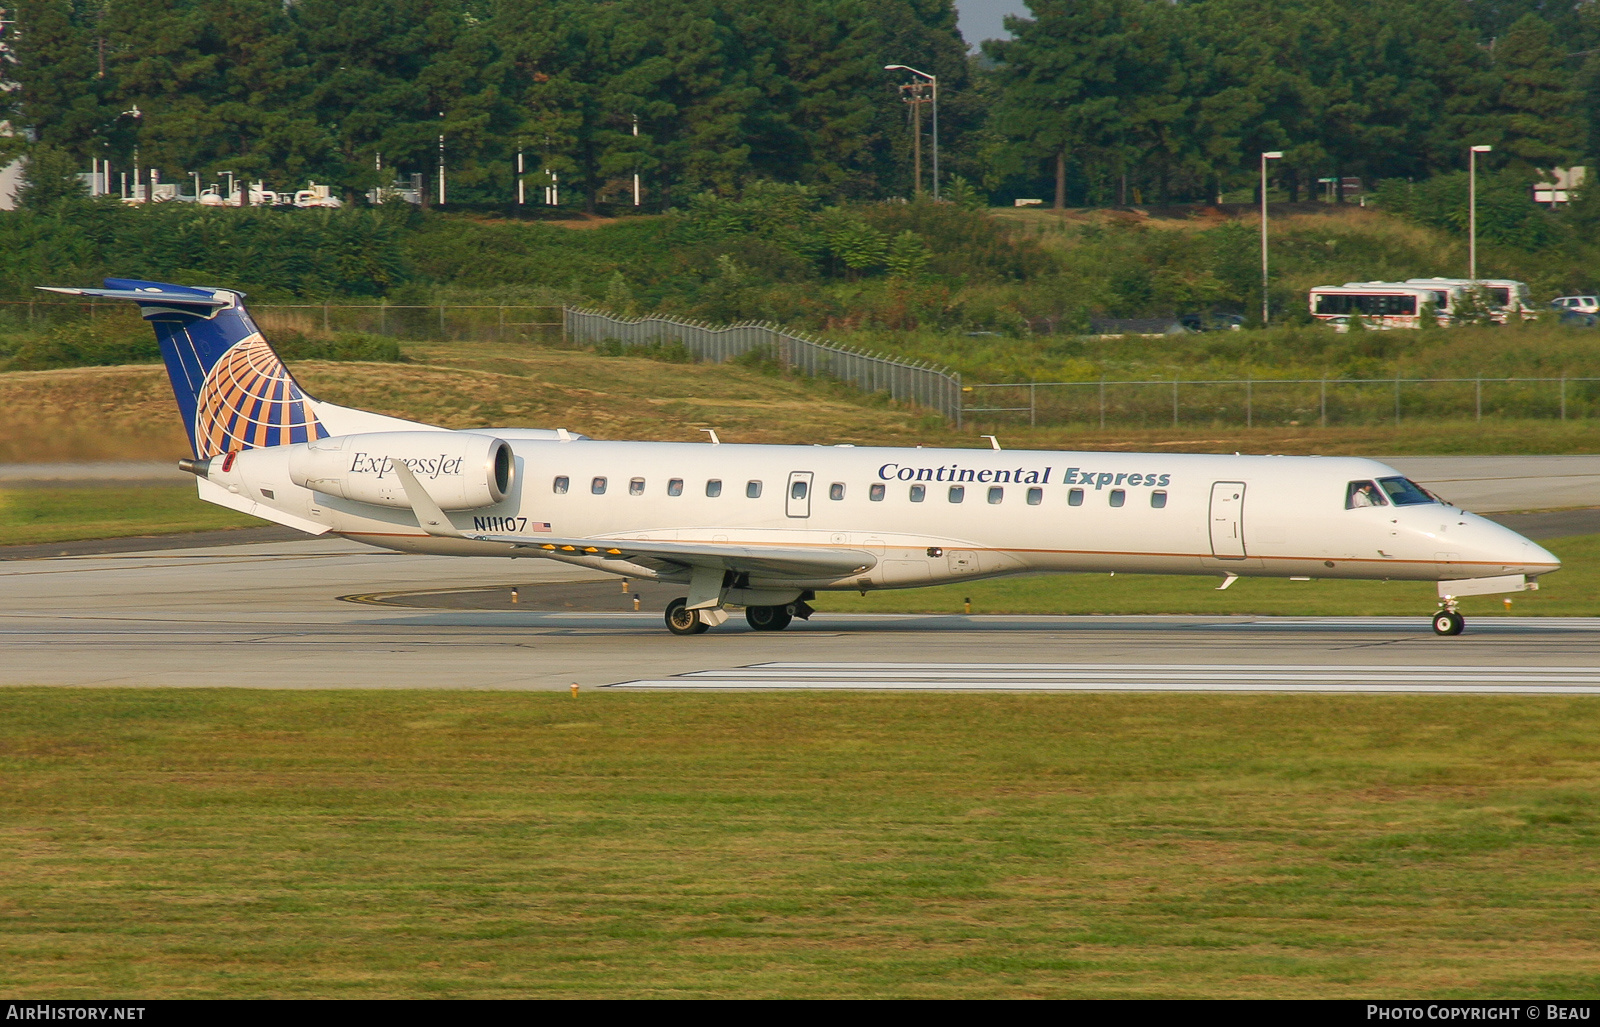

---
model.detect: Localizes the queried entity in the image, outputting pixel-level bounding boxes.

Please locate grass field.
[0,486,257,546]
[1,688,1597,998]
[10,345,1600,464]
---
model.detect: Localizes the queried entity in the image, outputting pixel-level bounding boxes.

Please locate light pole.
[1260,151,1282,326]
[1469,144,1491,282]
[437,113,446,206]
[632,114,641,207]
[885,64,938,201]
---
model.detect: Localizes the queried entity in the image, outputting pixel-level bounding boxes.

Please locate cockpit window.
[1345,480,1388,508]
[1378,476,1436,506]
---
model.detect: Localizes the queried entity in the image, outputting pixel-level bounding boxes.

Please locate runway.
[4,532,1600,692]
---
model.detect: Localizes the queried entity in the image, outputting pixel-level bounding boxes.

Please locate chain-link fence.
[564,308,964,422]
[0,299,563,344]
[963,377,1600,427]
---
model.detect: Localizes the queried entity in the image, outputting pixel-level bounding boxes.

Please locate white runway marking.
[606,662,1600,694]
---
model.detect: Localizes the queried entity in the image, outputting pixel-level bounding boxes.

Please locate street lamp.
[1260,151,1282,326]
[885,64,938,201]
[1469,145,1492,282]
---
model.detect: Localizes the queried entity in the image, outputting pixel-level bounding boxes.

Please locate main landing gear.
[664,597,711,635]
[744,604,793,632]
[663,598,813,635]
[1432,606,1465,636]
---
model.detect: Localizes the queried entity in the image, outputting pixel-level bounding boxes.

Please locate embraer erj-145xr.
[47,279,1560,637]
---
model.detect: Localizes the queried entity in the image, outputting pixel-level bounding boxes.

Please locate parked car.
[1557,309,1599,327]
[1551,295,1600,314]
[1177,312,1244,332]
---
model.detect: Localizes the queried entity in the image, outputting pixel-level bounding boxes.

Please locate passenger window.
[1109,489,1126,507]
[746,480,762,499]
[791,480,807,500]
[629,477,645,496]
[1068,488,1084,507]
[988,486,1004,504]
[1151,490,1168,509]
[829,482,845,501]
[909,484,926,502]
[1345,480,1388,509]
[948,485,965,503]
[1027,487,1042,505]
[553,476,569,494]
[668,478,683,497]
[706,479,722,498]
[591,477,607,495]
[869,483,885,501]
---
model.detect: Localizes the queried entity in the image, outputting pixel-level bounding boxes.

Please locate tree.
[1490,12,1581,171]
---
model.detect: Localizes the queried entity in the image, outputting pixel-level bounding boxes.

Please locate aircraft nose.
[1484,521,1560,576]
[1516,538,1561,577]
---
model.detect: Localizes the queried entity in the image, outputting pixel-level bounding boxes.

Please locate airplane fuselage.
[202,437,1557,594]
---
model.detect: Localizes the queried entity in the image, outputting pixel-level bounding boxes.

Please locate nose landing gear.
[1432,605,1465,636]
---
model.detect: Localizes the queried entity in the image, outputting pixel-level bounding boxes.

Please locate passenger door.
[786,471,813,518]
[1209,481,1247,559]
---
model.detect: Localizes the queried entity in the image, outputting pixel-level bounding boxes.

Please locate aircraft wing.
[477,535,877,578]
[386,458,875,579]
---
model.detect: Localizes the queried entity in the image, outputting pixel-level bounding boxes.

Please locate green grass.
[1,688,1598,997]
[0,486,258,546]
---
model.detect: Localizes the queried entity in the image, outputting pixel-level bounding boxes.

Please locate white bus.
[1404,278,1533,322]
[1310,282,1456,329]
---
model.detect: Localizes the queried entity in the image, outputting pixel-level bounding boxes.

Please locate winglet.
[389,458,465,538]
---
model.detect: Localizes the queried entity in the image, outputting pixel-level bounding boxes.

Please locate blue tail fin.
[39,278,327,458]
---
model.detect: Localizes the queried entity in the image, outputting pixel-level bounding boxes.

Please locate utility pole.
[899,81,930,196]
[437,113,446,206]
[632,115,641,207]
[517,146,525,207]
[886,65,938,200]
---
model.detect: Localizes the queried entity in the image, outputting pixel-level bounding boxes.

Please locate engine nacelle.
[287,431,514,510]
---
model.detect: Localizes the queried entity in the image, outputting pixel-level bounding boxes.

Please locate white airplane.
[44,279,1560,637]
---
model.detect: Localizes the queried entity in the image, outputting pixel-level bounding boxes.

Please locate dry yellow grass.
[5,345,1598,464]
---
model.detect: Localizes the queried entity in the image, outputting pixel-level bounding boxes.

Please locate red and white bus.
[1309,282,1457,329]
[1404,278,1533,322]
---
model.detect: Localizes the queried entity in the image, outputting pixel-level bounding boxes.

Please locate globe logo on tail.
[193,333,326,457]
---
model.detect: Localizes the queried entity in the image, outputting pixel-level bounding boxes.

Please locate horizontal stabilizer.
[37,284,230,307]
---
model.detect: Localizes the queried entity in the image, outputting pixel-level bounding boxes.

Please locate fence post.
[1172,380,1179,428]
[1476,377,1481,422]
[380,299,387,337]
[1246,377,1252,429]
[1098,379,1105,430]
[438,303,446,339]
[1394,376,1401,425]
[323,301,330,332]
[1319,378,1327,428]
[1561,376,1567,421]
[1030,383,1036,427]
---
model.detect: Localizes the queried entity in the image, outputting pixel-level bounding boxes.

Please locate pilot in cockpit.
[1346,481,1386,508]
